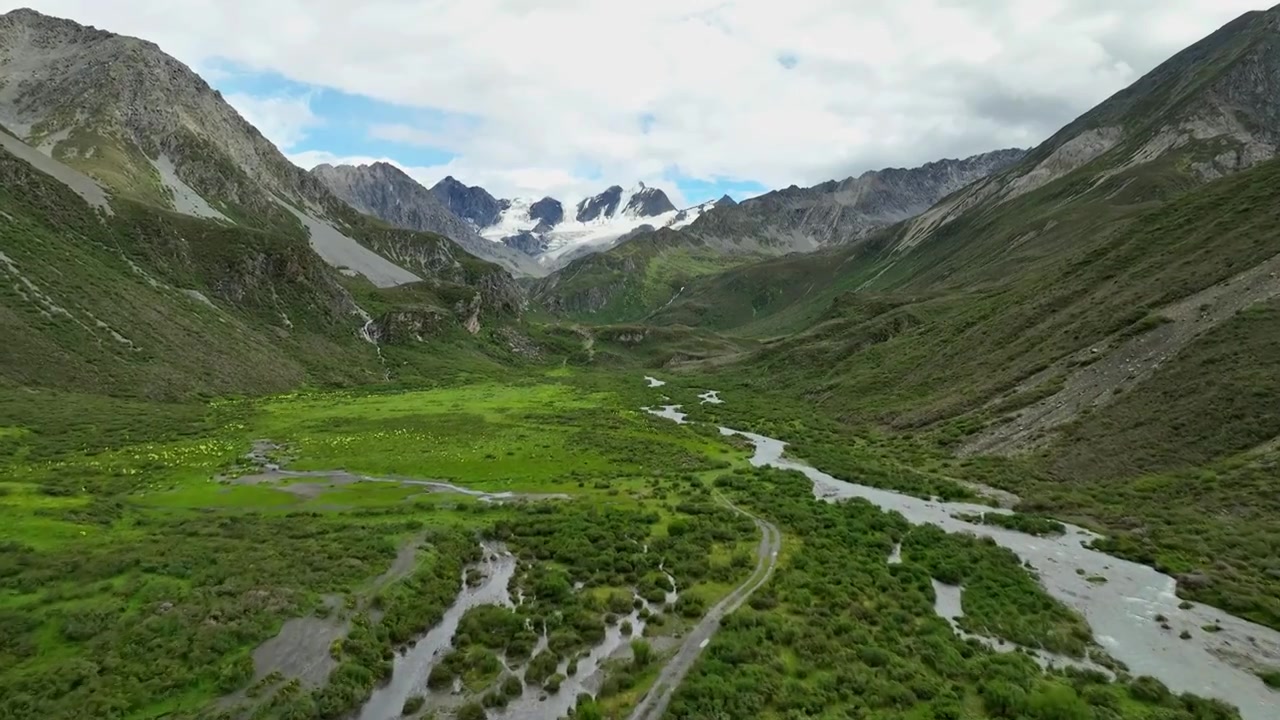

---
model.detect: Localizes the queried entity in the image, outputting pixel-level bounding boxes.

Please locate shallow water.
[238,467,568,503]
[357,543,517,720]
[725,427,1280,719]
[641,387,1280,719]
[930,580,1112,677]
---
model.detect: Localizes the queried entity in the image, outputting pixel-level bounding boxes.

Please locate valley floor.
[0,369,1274,720]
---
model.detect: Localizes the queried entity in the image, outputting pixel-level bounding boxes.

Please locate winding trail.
[627,492,781,720]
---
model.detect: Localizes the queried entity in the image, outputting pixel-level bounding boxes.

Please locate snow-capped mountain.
[448,182,736,267]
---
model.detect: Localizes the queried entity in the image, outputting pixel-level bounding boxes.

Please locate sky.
[3,0,1266,206]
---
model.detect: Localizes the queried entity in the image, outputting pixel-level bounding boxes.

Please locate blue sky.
[209,61,768,207]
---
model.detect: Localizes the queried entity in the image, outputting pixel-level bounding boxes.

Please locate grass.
[621,148,1280,635]
[0,370,757,720]
[3,369,1245,720]
[532,229,768,323]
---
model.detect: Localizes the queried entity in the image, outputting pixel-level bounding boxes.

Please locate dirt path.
[627,494,781,720]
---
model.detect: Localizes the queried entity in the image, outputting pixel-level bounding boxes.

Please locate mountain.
[532,152,1021,320]
[430,175,505,227]
[624,5,1280,628]
[886,7,1280,257]
[475,181,703,266]
[0,8,528,396]
[574,183,676,222]
[311,163,542,276]
[688,148,1027,252]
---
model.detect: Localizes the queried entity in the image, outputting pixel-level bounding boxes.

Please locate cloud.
[223,91,319,150]
[8,0,1266,200]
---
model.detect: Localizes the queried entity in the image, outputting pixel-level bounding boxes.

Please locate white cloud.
[7,0,1266,199]
[223,92,319,150]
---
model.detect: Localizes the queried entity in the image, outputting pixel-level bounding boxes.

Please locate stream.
[357,543,518,720]
[354,543,679,720]
[643,387,1280,720]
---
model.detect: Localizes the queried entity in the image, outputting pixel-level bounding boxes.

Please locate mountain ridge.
[309,161,541,276]
[531,148,1026,320]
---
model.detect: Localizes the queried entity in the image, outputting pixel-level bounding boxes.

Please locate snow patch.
[478,185,715,265]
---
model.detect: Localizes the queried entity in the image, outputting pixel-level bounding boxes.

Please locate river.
[643,389,1280,720]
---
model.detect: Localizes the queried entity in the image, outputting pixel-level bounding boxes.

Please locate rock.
[528,196,564,227]
[430,175,504,227]
[687,148,1026,250]
[576,185,624,222]
[1177,572,1214,590]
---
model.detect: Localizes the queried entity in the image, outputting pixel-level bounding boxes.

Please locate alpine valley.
[3,6,1280,720]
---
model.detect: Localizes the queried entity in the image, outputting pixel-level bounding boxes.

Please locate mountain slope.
[887,6,1280,259]
[533,151,1022,321]
[689,148,1026,252]
[644,6,1280,630]
[310,162,542,276]
[0,8,532,295]
[0,9,536,397]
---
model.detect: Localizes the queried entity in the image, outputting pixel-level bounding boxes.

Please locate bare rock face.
[430,175,504,228]
[0,8,328,227]
[622,185,676,217]
[500,230,550,256]
[311,163,539,276]
[527,197,564,227]
[688,148,1027,252]
[576,185,624,223]
[575,183,676,222]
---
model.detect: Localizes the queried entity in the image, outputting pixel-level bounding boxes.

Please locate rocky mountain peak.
[575,183,676,223]
[622,184,676,217]
[575,185,625,222]
[528,196,564,228]
[430,175,503,228]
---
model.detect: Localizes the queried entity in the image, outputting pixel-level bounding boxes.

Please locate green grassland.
[1,367,1245,720]
[0,370,750,720]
